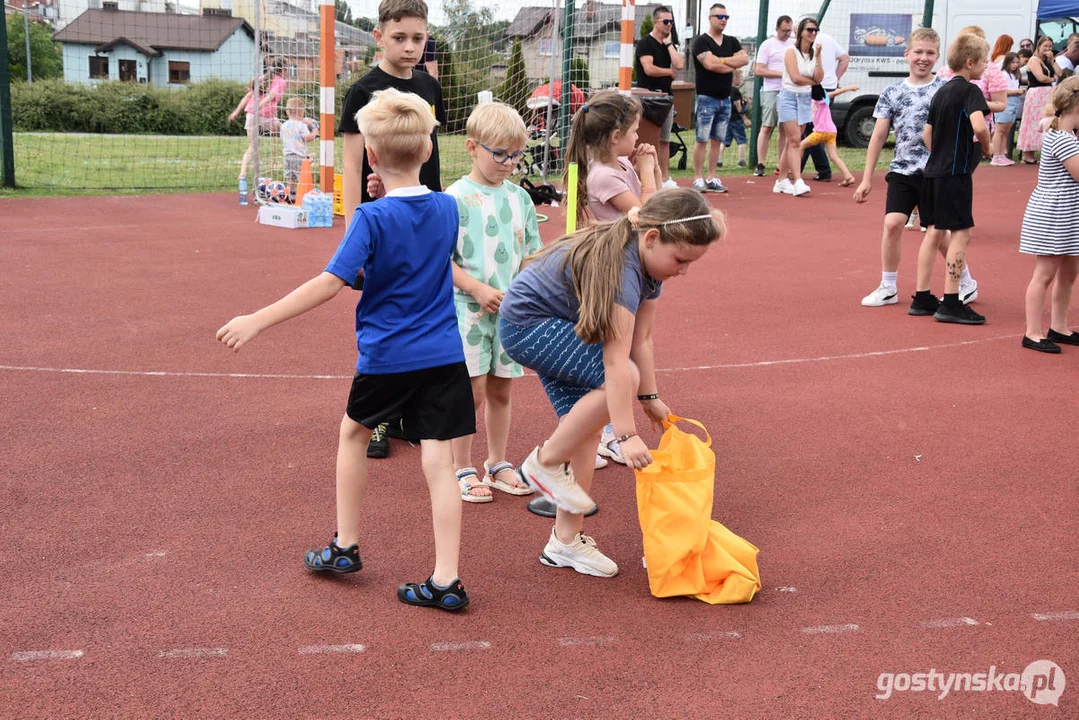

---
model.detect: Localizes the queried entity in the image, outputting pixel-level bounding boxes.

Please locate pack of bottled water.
[302,191,334,228]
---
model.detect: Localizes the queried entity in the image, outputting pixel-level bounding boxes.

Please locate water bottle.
[239,177,249,206]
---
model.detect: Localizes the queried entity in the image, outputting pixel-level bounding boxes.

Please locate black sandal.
[1047,329,1079,345]
[397,576,469,611]
[303,535,363,573]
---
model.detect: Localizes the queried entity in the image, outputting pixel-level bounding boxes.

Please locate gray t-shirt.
[873,77,943,175]
[500,241,662,328]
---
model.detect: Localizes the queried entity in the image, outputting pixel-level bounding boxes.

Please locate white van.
[798,0,1079,145]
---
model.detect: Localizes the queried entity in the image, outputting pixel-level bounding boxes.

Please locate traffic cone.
[296,157,314,206]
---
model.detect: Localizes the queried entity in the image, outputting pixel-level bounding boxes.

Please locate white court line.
[429,641,490,652]
[1033,611,1079,622]
[685,631,742,641]
[775,587,798,593]
[559,636,619,647]
[158,647,228,659]
[922,617,979,629]
[10,650,85,661]
[0,334,1018,382]
[802,623,861,635]
[298,644,366,655]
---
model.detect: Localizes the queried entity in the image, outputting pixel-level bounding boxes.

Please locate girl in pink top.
[799,84,858,186]
[227,60,288,182]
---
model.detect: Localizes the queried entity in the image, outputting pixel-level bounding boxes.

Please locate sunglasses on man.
[660,18,674,25]
[711,14,730,20]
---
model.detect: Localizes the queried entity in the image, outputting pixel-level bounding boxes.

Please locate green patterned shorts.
[453,295,523,379]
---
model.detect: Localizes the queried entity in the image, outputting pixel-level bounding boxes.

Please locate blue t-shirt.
[500,241,662,328]
[324,188,464,374]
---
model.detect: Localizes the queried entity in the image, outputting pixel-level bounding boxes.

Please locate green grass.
[1,131,893,198]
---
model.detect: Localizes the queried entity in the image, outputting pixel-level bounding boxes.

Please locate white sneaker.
[773,178,794,195]
[960,277,979,304]
[540,527,619,577]
[905,210,919,229]
[662,178,679,189]
[520,446,595,514]
[693,178,706,192]
[861,284,899,307]
[594,454,608,470]
[597,424,626,464]
[791,179,811,196]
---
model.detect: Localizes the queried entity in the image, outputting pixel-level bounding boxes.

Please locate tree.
[640,14,653,38]
[354,17,375,32]
[569,57,590,93]
[334,0,353,26]
[6,18,63,82]
[499,38,530,116]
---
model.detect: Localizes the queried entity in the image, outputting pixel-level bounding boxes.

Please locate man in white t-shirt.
[751,15,793,176]
[801,28,849,181]
[1057,33,1079,72]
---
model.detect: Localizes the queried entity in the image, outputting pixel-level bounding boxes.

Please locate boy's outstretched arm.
[853,117,891,202]
[217,272,347,351]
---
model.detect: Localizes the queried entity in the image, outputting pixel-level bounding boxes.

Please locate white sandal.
[483,460,534,496]
[456,467,493,503]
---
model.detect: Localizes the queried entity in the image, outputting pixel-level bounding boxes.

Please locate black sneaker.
[933,303,986,325]
[384,416,406,439]
[303,535,362,574]
[908,293,940,316]
[753,164,765,177]
[366,422,389,459]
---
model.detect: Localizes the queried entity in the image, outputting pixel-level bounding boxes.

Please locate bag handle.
[661,414,712,448]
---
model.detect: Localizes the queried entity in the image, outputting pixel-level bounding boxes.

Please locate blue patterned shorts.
[499,317,604,417]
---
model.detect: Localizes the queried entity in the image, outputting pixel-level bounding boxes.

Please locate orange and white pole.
[619,0,635,91]
[319,0,335,192]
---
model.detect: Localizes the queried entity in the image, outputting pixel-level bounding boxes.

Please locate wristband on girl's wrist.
[637,393,660,401]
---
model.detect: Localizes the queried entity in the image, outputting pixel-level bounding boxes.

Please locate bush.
[499,38,530,116]
[10,79,250,135]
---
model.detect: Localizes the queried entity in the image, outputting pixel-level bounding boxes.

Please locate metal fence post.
[559,0,575,148]
[747,0,769,168]
[0,8,16,187]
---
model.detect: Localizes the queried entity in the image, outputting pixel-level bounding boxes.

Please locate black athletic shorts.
[919,175,974,231]
[345,362,475,441]
[885,171,924,217]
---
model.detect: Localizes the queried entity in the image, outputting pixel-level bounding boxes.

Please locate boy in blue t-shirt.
[217,87,475,612]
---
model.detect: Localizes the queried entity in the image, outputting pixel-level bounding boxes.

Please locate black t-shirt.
[730,87,744,119]
[924,77,990,177]
[691,33,742,99]
[634,34,673,94]
[338,66,446,203]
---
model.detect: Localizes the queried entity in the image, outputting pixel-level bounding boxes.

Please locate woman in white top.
[775,17,823,196]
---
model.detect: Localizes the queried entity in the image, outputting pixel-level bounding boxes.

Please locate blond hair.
[378,0,427,24]
[531,189,724,343]
[356,87,437,171]
[908,27,940,48]
[947,33,989,72]
[1044,76,1079,130]
[563,90,643,227]
[957,25,986,39]
[466,102,528,149]
[286,97,305,112]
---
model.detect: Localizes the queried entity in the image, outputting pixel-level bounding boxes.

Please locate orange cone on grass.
[296,157,314,205]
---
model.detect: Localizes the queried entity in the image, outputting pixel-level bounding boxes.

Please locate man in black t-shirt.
[634,5,684,187]
[338,3,446,221]
[690,3,747,192]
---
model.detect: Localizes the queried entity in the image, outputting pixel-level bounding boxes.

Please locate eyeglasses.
[480,143,525,164]
[711,14,729,20]
[660,19,674,25]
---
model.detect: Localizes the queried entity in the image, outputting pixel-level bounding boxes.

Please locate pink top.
[244,74,287,118]
[937,62,1007,104]
[811,99,837,134]
[587,158,643,223]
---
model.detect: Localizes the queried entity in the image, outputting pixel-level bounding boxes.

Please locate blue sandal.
[303,535,362,574]
[397,576,470,611]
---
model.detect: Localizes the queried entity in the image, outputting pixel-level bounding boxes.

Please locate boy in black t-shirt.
[339,0,446,222]
[634,5,684,187]
[911,33,991,325]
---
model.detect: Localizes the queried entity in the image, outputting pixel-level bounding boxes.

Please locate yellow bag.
[634,416,761,604]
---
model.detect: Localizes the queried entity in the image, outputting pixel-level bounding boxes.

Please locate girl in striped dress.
[1020,77,1079,353]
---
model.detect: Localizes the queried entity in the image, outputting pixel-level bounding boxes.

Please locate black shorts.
[885,172,924,217]
[919,175,974,231]
[346,362,475,441]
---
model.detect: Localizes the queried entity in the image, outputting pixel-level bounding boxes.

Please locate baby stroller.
[522,81,586,178]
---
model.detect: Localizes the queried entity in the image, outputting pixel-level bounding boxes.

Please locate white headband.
[627,207,713,228]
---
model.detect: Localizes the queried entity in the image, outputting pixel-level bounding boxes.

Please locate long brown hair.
[531,189,725,343]
[795,17,817,59]
[562,90,642,227]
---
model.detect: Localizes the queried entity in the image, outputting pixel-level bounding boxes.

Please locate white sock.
[882,272,898,288]
[961,266,972,282]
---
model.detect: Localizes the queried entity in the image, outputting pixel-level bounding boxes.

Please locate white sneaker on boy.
[540,527,619,577]
[861,284,899,307]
